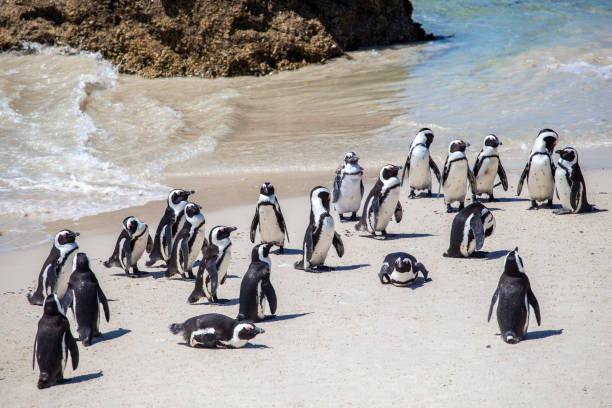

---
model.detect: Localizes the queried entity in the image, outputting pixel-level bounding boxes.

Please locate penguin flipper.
[401,156,410,186]
[569,169,583,212]
[440,156,450,196]
[332,232,344,258]
[378,263,391,284]
[371,195,380,230]
[262,279,277,315]
[470,214,486,251]
[429,156,441,184]
[65,329,79,370]
[181,238,190,275]
[487,288,499,322]
[304,226,314,262]
[205,257,219,302]
[517,160,530,196]
[360,179,364,198]
[163,223,174,260]
[497,160,509,191]
[188,264,206,304]
[274,203,290,243]
[415,262,429,281]
[97,287,110,322]
[333,169,342,202]
[527,288,541,326]
[467,167,477,194]
[32,339,37,370]
[60,288,73,313]
[473,153,483,178]
[123,240,132,274]
[250,208,259,243]
[394,201,403,223]
[146,234,153,253]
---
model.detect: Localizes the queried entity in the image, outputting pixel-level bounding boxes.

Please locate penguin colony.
[27,128,595,388]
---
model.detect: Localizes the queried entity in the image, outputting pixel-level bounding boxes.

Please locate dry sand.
[1,167,611,407]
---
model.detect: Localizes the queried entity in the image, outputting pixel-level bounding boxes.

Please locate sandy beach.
[1,164,610,406]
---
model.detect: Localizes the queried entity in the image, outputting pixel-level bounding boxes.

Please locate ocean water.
[0,0,611,252]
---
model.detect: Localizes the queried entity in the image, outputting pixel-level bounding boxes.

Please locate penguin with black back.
[33,294,79,389]
[378,252,429,287]
[554,147,594,214]
[443,202,495,258]
[61,253,110,346]
[488,247,541,344]
[104,216,152,276]
[146,189,194,266]
[165,202,206,279]
[27,229,79,306]
[170,313,265,348]
[237,243,277,322]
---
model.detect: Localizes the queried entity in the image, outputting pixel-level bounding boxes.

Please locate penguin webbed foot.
[528,201,539,210]
[426,190,432,198]
[446,204,454,213]
[145,258,158,267]
[487,194,498,202]
[409,190,416,199]
[293,260,305,271]
[458,202,465,211]
[275,246,284,255]
[544,199,554,209]
[350,212,358,221]
[339,214,346,221]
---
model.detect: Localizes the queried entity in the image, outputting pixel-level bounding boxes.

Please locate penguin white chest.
[475,157,499,194]
[444,160,469,203]
[258,205,285,245]
[390,269,416,286]
[218,248,231,281]
[409,147,432,190]
[336,173,363,214]
[527,155,554,201]
[56,250,77,299]
[373,187,400,231]
[309,216,335,266]
[555,168,574,210]
[130,230,149,266]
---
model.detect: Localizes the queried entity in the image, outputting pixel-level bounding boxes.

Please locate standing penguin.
[169,313,265,349]
[188,226,237,304]
[295,186,344,272]
[554,147,593,214]
[33,294,79,389]
[250,182,289,253]
[146,189,194,266]
[488,247,541,344]
[27,230,80,306]
[237,243,277,322]
[61,253,110,346]
[333,152,364,220]
[104,216,152,276]
[517,129,558,209]
[166,203,206,279]
[355,164,403,239]
[443,202,495,258]
[378,253,429,287]
[440,140,477,213]
[472,134,508,202]
[401,128,441,198]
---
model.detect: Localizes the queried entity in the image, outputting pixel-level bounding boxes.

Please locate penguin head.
[184,203,205,227]
[504,247,525,276]
[122,216,140,237]
[168,189,194,206]
[394,256,414,273]
[55,229,79,247]
[555,147,578,166]
[483,134,502,149]
[344,152,359,164]
[414,128,435,148]
[210,225,237,247]
[448,139,469,154]
[533,129,558,154]
[251,242,274,263]
[310,186,330,212]
[380,164,401,181]
[73,252,91,273]
[42,294,66,317]
[233,322,265,341]
[260,182,275,197]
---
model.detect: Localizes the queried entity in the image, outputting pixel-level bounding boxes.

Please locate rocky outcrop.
[0,0,432,77]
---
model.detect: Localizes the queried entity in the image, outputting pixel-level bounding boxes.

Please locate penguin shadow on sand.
[397,276,433,290]
[177,341,270,349]
[359,233,434,241]
[275,248,302,255]
[486,250,510,260]
[259,312,312,323]
[88,328,131,345]
[523,329,564,341]
[190,298,240,307]
[56,371,104,386]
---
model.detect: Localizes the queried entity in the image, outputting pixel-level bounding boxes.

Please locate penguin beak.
[465,142,471,147]
[497,140,502,146]
[255,327,265,334]
[555,149,563,155]
[227,227,238,232]
[187,190,195,195]
[72,232,80,237]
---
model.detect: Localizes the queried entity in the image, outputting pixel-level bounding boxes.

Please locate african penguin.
[443,202,495,258]
[517,129,558,209]
[355,164,403,239]
[170,313,264,349]
[295,186,344,272]
[401,128,441,198]
[27,230,80,306]
[188,226,237,304]
[61,253,110,347]
[554,147,594,214]
[146,189,194,266]
[238,243,277,322]
[332,152,364,220]
[250,182,289,253]
[440,139,476,213]
[488,247,541,344]
[33,294,79,389]
[378,252,429,287]
[472,134,508,202]
[104,216,153,276]
[166,203,206,279]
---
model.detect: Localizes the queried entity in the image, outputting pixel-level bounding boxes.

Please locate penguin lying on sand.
[378,253,429,287]
[170,313,264,348]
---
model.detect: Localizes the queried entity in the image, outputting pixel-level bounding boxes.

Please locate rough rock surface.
[0,0,433,77]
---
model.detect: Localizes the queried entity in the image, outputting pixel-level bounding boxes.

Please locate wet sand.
[1,165,611,406]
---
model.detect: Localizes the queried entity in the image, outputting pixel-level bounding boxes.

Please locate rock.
[0,0,433,78]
